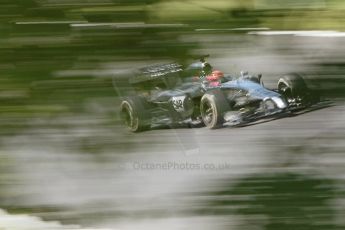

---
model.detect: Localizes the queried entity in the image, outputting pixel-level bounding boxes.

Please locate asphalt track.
[1,100,345,230]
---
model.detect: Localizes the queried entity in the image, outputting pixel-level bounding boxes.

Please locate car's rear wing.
[129,63,183,84]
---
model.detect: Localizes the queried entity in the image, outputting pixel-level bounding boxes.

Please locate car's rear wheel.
[120,96,151,132]
[200,91,229,129]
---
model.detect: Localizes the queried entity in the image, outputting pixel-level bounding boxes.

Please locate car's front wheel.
[278,74,309,104]
[200,91,229,129]
[278,73,320,106]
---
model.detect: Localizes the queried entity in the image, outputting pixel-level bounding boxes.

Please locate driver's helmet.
[205,70,224,87]
[206,70,224,81]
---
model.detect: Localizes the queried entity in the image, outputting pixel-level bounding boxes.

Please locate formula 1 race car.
[118,56,321,132]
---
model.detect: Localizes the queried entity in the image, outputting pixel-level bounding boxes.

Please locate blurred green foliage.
[0,0,194,134]
[202,172,344,230]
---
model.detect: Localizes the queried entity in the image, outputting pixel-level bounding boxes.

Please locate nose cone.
[272,96,288,109]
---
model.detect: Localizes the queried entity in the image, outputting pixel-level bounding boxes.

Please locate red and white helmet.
[206,70,224,82]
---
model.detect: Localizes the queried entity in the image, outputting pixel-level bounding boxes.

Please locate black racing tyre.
[120,96,151,132]
[200,90,230,129]
[277,73,308,102]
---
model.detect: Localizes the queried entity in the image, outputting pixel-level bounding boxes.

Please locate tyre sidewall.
[278,74,308,100]
[200,90,229,129]
[120,96,151,132]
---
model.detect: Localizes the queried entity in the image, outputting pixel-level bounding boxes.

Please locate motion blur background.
[0,0,345,229]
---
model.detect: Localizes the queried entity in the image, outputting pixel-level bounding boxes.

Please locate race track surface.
[1,101,345,230]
